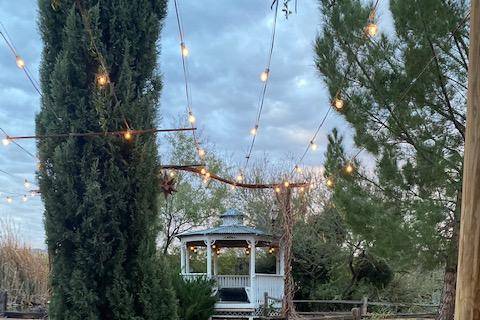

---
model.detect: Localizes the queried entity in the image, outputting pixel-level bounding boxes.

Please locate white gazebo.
[177,208,285,316]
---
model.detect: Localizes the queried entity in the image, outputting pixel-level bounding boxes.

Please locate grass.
[0,219,48,310]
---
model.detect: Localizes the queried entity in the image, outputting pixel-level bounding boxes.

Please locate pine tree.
[36,0,177,319]
[316,1,468,319]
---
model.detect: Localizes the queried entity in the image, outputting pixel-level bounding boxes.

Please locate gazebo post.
[185,243,190,274]
[180,242,186,274]
[249,238,256,303]
[206,239,213,278]
[213,250,218,276]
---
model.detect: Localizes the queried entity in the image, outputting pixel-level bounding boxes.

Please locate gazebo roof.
[177,208,271,238]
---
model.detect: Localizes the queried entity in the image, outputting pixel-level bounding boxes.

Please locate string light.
[180,42,189,57]
[326,177,334,188]
[275,186,281,193]
[205,172,211,179]
[5,197,12,204]
[188,112,196,124]
[200,168,207,175]
[198,148,206,158]
[15,55,25,69]
[169,171,176,178]
[23,179,31,189]
[345,163,355,174]
[230,184,236,191]
[294,165,302,174]
[333,97,344,110]
[123,130,133,140]
[2,138,10,146]
[96,72,109,87]
[250,126,258,136]
[366,22,378,37]
[260,68,270,82]
[22,195,28,202]
[284,181,290,188]
[236,174,244,183]
[299,186,305,193]
[310,141,318,151]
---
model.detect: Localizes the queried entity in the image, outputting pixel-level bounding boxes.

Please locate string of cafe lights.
[239,0,281,183]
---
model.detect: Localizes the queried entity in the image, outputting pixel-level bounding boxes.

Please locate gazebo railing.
[214,275,251,288]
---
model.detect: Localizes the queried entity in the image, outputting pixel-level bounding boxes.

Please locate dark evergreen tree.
[36,0,177,319]
[316,1,468,318]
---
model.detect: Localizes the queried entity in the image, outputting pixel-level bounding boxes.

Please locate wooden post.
[263,292,269,316]
[351,307,361,320]
[455,0,480,319]
[361,296,368,315]
[0,290,7,313]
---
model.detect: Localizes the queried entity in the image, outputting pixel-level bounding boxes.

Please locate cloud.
[0,0,359,248]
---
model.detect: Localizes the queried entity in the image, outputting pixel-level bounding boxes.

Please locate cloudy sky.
[0,0,393,248]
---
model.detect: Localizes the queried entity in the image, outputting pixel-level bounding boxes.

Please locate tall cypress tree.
[36,1,177,319]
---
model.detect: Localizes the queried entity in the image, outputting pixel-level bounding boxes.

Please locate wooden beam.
[455,0,480,318]
[160,165,309,189]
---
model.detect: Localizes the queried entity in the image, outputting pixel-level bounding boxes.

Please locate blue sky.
[0,0,393,248]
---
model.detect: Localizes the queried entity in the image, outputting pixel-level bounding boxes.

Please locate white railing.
[254,274,284,306]
[214,275,251,288]
[182,273,207,281]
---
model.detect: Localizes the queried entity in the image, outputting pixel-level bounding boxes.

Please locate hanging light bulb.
[2,138,11,146]
[30,191,36,197]
[6,197,12,204]
[250,126,258,136]
[200,168,207,175]
[205,172,211,179]
[299,186,305,193]
[275,186,281,193]
[124,130,133,140]
[326,177,334,188]
[366,22,378,37]
[198,148,206,158]
[180,42,189,57]
[22,195,28,202]
[188,112,196,124]
[24,179,31,189]
[333,97,344,110]
[169,171,176,178]
[345,163,355,174]
[284,181,290,188]
[96,73,109,87]
[295,165,302,174]
[260,68,270,82]
[310,141,318,151]
[15,56,25,69]
[236,174,243,183]
[230,184,236,191]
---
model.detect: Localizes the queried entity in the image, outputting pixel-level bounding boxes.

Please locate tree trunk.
[437,265,457,320]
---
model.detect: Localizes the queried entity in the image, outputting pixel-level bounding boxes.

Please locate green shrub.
[172,274,217,320]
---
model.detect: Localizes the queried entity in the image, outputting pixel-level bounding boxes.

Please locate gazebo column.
[180,242,186,274]
[205,239,213,278]
[213,250,218,275]
[248,238,256,305]
[185,244,190,274]
[279,245,285,276]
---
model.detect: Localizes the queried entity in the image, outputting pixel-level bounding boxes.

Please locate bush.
[172,273,217,320]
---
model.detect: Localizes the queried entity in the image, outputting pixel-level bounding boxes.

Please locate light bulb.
[124,130,133,140]
[310,141,318,151]
[205,172,211,178]
[250,126,258,136]
[334,97,344,110]
[96,73,109,87]
[15,56,25,69]
[295,165,302,173]
[275,186,281,193]
[260,68,269,82]
[200,168,207,175]
[366,23,378,37]
[169,171,176,177]
[181,42,189,57]
[345,163,354,174]
[326,177,334,188]
[188,113,196,124]
[2,138,10,146]
[284,181,290,188]
[24,179,31,189]
[30,191,36,197]
[236,174,243,182]
[198,148,205,157]
[299,186,305,193]
[6,197,12,204]
[22,195,28,202]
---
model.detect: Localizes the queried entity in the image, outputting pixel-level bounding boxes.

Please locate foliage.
[316,0,468,317]
[171,273,217,320]
[0,219,49,309]
[158,131,229,253]
[36,0,177,318]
